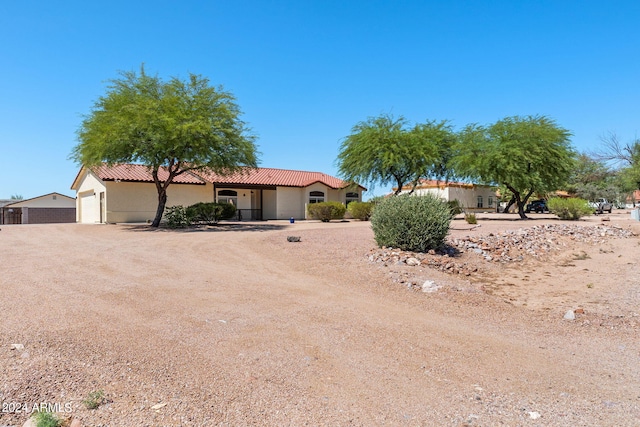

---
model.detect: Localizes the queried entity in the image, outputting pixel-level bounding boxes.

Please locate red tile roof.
[90,164,206,184]
[399,179,490,190]
[73,164,362,189]
[199,167,357,189]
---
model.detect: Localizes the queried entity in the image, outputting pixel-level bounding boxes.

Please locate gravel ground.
[1,212,640,426]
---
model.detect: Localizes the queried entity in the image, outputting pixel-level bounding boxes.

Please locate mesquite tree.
[72,66,258,227]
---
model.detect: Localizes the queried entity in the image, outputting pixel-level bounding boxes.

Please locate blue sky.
[1,0,639,200]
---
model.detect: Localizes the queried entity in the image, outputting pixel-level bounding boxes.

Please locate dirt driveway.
[1,213,639,426]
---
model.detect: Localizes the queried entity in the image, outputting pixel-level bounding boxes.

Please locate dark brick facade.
[24,208,76,224]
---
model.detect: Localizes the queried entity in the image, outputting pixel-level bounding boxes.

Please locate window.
[345,192,359,206]
[488,196,494,207]
[218,190,238,206]
[309,191,325,204]
[477,195,483,208]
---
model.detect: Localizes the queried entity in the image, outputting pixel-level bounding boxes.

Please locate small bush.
[164,205,189,228]
[347,201,373,220]
[32,410,62,427]
[307,201,346,222]
[370,194,452,253]
[547,197,593,220]
[83,389,106,409]
[186,202,236,224]
[464,213,477,224]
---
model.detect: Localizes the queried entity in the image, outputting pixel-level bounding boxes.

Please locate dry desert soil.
[1,211,640,426]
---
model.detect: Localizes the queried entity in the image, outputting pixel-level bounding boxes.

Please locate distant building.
[0,193,76,224]
[396,179,498,212]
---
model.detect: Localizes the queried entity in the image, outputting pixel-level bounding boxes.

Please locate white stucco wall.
[262,189,277,219]
[402,185,496,211]
[276,187,304,219]
[75,170,107,223]
[105,181,212,223]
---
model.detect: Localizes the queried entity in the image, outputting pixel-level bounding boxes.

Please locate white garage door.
[79,192,97,223]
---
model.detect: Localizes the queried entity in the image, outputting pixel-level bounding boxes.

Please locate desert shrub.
[32,410,62,427]
[307,201,346,222]
[164,205,189,228]
[547,197,593,220]
[186,202,236,224]
[347,201,373,220]
[83,389,106,409]
[464,212,478,224]
[370,194,452,252]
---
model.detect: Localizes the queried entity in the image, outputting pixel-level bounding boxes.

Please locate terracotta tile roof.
[199,167,357,189]
[400,179,489,191]
[72,163,363,190]
[91,164,206,184]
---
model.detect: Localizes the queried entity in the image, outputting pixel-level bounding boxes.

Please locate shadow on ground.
[122,222,289,233]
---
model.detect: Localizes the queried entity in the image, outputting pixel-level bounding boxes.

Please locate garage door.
[79,192,97,223]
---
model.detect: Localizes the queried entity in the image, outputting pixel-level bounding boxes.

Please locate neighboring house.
[0,193,76,224]
[397,179,498,212]
[70,163,365,223]
[626,189,640,208]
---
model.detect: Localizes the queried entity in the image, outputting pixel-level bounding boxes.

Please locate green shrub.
[547,197,593,220]
[347,201,373,220]
[32,410,62,427]
[464,212,477,224]
[163,205,189,228]
[186,202,236,224]
[307,201,346,222]
[370,194,452,252]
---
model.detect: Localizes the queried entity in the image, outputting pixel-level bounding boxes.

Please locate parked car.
[589,198,613,214]
[525,199,549,213]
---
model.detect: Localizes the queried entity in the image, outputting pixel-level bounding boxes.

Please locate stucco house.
[0,193,76,224]
[397,179,498,212]
[71,163,365,224]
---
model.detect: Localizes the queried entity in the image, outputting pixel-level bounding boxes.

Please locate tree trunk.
[151,189,168,227]
[503,195,516,213]
[516,201,527,219]
[504,184,533,220]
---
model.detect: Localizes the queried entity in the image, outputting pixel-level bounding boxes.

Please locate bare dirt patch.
[1,212,640,426]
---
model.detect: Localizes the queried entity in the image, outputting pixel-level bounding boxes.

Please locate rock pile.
[367,224,635,277]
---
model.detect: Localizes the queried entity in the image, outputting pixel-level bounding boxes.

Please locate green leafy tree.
[414,120,459,183]
[454,115,575,219]
[71,66,258,227]
[336,114,443,195]
[594,133,640,204]
[565,153,616,201]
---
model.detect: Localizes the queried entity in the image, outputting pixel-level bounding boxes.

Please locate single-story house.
[0,193,76,224]
[626,189,640,208]
[397,179,498,212]
[70,163,365,224]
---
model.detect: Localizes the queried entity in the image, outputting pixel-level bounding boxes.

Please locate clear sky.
[1,0,638,200]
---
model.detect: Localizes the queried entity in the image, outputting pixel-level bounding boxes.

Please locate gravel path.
[1,215,639,426]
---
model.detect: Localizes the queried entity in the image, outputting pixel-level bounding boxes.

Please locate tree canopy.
[336,114,454,194]
[454,115,575,218]
[71,67,259,227]
[563,153,627,203]
[594,132,640,199]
